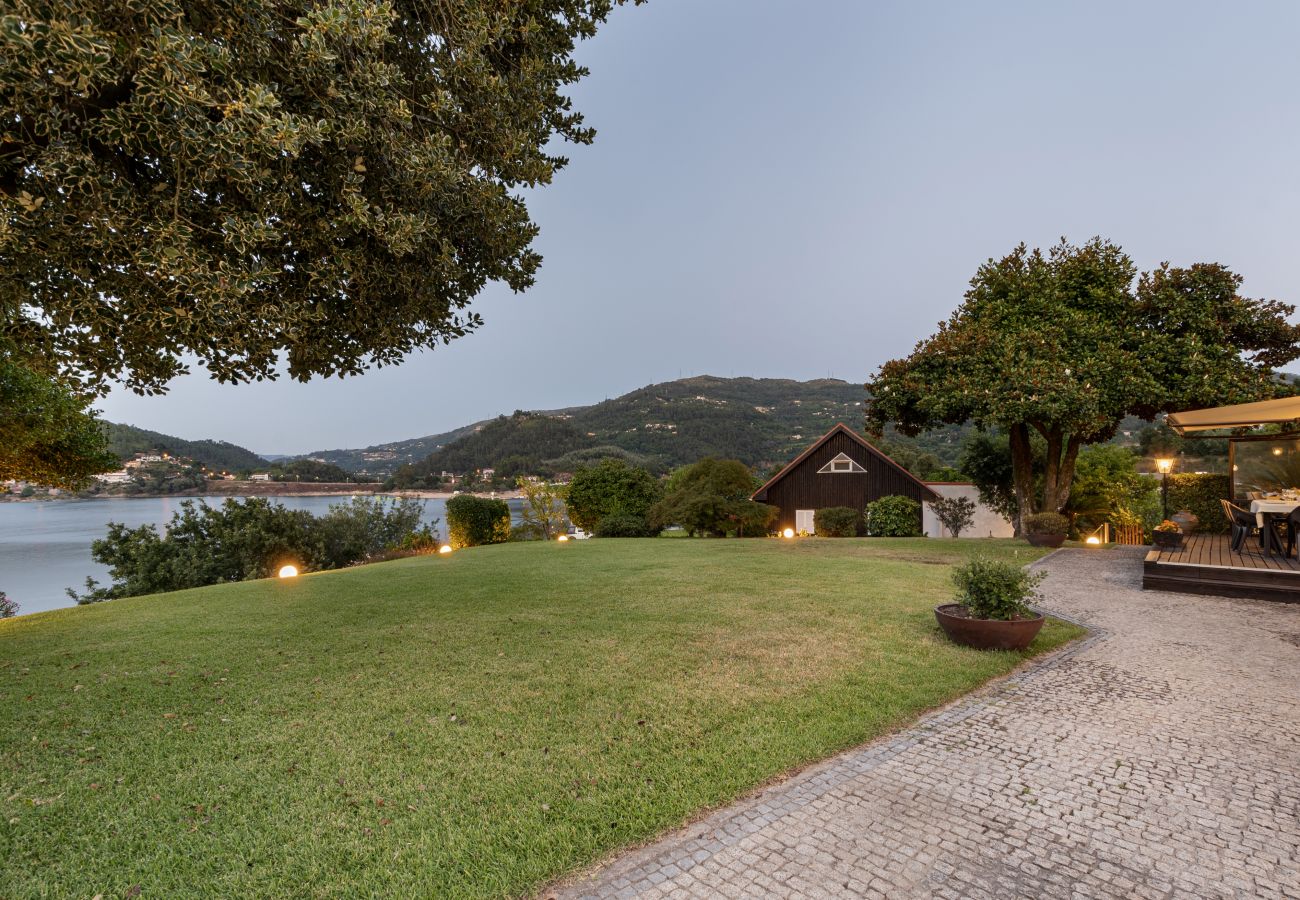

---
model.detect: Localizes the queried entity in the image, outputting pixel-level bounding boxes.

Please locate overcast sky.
[99,0,1300,455]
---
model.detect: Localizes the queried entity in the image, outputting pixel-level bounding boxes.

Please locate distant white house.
[922,483,1014,539]
[95,471,132,485]
[248,473,272,482]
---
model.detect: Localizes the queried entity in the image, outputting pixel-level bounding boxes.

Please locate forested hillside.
[103,423,266,472]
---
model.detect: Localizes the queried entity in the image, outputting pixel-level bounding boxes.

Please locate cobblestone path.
[555,548,1300,899]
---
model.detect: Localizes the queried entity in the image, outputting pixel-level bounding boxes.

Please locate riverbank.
[2,485,526,502]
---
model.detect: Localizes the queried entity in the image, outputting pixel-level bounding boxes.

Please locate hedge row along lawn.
[1,538,1083,897]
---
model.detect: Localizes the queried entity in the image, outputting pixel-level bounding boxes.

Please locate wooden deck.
[1143,533,1300,603]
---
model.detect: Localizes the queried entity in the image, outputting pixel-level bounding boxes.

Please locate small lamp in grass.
[557,534,570,542]
[438,544,453,555]
[782,527,795,539]
[1155,457,1174,519]
[278,564,299,578]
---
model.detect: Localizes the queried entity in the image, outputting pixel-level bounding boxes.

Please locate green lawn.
[1,538,1082,898]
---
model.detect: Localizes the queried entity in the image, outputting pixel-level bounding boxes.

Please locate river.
[0,495,512,616]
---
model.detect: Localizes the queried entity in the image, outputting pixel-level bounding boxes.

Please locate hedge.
[814,506,860,537]
[594,513,657,538]
[446,495,511,548]
[1165,473,1231,534]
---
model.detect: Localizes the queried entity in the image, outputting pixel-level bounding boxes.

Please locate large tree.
[867,238,1300,524]
[1,0,631,392]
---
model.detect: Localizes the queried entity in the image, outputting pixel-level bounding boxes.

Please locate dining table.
[1249,497,1300,555]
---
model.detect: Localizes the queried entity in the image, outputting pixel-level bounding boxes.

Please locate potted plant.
[1152,519,1184,549]
[935,558,1046,651]
[1022,511,1069,548]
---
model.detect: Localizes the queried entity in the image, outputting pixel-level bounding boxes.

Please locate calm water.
[0,495,489,616]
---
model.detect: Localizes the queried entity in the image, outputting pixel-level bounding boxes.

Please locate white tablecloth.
[1250,499,1300,527]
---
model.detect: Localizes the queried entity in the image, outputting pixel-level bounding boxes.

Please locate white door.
[795,509,815,534]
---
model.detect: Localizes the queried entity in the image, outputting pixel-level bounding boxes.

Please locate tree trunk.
[1009,424,1036,535]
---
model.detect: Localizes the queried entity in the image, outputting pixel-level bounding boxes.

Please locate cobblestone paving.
[555,548,1300,899]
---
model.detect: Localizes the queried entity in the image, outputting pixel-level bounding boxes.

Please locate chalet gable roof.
[751,423,940,502]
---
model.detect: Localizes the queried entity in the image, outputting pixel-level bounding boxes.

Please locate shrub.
[1166,473,1231,534]
[446,495,511,548]
[1022,511,1069,535]
[594,513,657,538]
[930,496,976,538]
[951,558,1045,621]
[814,506,860,537]
[0,591,17,618]
[866,495,921,537]
[565,459,662,532]
[648,458,773,537]
[314,497,432,569]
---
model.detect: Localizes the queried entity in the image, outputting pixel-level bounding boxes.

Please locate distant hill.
[292,422,485,476]
[104,423,267,473]
[383,376,876,485]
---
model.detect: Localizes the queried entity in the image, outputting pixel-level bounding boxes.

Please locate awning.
[1167,395,1300,434]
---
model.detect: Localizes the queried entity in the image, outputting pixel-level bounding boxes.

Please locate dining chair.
[1283,507,1300,559]
[1222,499,1261,553]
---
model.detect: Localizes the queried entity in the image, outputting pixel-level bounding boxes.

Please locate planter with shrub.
[1152,519,1184,549]
[1022,511,1069,548]
[935,557,1046,651]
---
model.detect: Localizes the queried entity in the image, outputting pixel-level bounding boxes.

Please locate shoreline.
[1,488,525,503]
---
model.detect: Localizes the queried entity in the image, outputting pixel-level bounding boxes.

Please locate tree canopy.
[2,0,631,392]
[648,458,776,537]
[867,238,1300,521]
[565,457,661,532]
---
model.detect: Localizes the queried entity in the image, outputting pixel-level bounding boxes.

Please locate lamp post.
[1155,457,1174,519]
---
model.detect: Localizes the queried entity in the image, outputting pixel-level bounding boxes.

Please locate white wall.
[923,483,1014,539]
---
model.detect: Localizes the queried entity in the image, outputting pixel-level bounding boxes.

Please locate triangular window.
[817,452,866,474]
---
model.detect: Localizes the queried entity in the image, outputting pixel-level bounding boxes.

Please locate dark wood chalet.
[752,423,939,534]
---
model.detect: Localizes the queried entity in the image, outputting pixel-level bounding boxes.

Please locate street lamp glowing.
[438,544,453,555]
[782,527,795,539]
[1155,458,1174,474]
[278,564,299,578]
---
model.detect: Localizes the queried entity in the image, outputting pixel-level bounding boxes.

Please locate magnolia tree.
[868,238,1300,527]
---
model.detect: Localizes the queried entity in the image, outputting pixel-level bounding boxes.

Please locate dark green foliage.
[270,458,365,483]
[565,458,662,532]
[514,479,568,541]
[446,495,511,549]
[958,431,1025,525]
[312,498,432,569]
[2,0,632,391]
[814,506,861,537]
[1064,445,1159,534]
[545,445,663,475]
[593,514,657,538]
[649,458,776,537]
[1,352,115,488]
[866,496,922,537]
[68,496,435,602]
[103,422,266,472]
[1166,473,1232,534]
[951,558,1045,621]
[1022,512,1069,535]
[930,496,976,538]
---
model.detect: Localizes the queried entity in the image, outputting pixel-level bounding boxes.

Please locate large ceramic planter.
[934,603,1045,651]
[1025,532,1066,549]
[1152,530,1183,549]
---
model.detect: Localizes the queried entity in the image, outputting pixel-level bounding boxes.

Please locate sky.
[99,0,1300,455]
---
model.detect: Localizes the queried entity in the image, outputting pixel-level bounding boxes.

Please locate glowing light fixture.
[438,544,453,555]
[1273,447,1284,456]
[1154,458,1174,474]
[1085,536,1101,547]
[278,564,299,578]
[557,534,570,542]
[782,527,795,539]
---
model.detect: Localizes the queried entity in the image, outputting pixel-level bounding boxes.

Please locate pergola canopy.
[1167,396,1300,434]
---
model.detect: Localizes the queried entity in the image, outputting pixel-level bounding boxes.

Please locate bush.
[648,458,773,537]
[446,495,511,548]
[313,497,433,568]
[951,558,1045,621]
[1023,511,1069,535]
[1166,473,1231,534]
[930,496,976,538]
[866,495,921,537]
[814,506,860,537]
[594,513,657,538]
[0,590,17,618]
[565,459,662,532]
